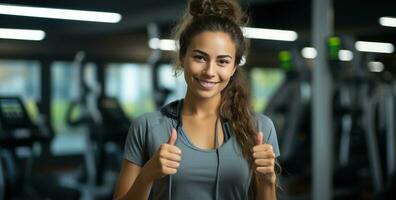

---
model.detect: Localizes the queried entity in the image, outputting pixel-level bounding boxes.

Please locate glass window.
[0,60,40,120]
[106,63,155,118]
[158,64,187,105]
[250,68,285,112]
[51,61,97,154]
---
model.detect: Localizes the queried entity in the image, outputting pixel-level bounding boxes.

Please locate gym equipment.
[264,49,311,162]
[0,97,45,199]
[91,95,130,185]
[0,96,80,200]
[264,49,313,199]
[64,51,131,199]
[329,36,395,199]
[266,37,396,200]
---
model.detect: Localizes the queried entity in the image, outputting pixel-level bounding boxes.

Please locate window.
[250,68,285,112]
[51,61,97,154]
[158,64,186,105]
[0,60,40,120]
[106,63,155,118]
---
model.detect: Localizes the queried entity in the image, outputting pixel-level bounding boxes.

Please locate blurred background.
[0,0,395,199]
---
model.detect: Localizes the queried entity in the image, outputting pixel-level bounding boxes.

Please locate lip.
[195,78,219,90]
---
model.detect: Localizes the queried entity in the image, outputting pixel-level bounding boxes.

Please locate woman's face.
[182,31,237,100]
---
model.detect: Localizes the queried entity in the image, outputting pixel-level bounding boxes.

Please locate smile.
[195,78,219,89]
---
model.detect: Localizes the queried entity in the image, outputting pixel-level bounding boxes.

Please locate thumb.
[167,128,177,145]
[256,132,263,145]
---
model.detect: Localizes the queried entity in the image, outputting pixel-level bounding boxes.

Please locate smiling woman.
[182,31,236,100]
[113,0,280,200]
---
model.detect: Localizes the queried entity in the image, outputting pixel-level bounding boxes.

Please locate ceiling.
[0,0,395,69]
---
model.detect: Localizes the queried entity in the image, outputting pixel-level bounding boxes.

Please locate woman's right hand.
[141,128,182,181]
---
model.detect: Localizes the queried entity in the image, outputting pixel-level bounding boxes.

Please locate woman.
[113,0,280,199]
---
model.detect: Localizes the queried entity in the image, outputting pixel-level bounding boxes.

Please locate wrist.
[258,174,276,187]
[140,164,155,184]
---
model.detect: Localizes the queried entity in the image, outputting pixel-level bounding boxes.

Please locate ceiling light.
[149,38,177,51]
[148,38,160,49]
[0,28,45,41]
[338,50,353,61]
[159,39,177,51]
[302,47,354,61]
[0,4,121,23]
[242,27,298,41]
[355,41,394,54]
[368,61,384,72]
[301,47,317,59]
[379,17,396,27]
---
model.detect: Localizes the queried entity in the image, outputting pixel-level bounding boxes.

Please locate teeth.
[198,79,216,89]
[201,81,214,87]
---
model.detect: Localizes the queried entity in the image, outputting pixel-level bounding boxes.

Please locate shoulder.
[252,113,276,141]
[253,113,275,129]
[132,111,162,125]
[131,110,169,130]
[253,113,280,156]
[131,99,181,130]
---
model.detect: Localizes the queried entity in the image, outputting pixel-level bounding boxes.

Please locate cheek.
[183,65,197,85]
[219,69,234,81]
[183,69,192,84]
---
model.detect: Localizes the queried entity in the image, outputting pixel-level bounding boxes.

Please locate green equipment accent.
[279,51,292,72]
[328,36,341,60]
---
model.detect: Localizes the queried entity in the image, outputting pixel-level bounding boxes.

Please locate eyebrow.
[192,49,233,59]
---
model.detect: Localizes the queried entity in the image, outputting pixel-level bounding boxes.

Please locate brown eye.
[194,55,206,62]
[218,59,230,66]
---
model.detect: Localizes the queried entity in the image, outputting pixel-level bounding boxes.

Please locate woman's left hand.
[252,132,276,185]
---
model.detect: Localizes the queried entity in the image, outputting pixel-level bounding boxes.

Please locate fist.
[252,132,276,185]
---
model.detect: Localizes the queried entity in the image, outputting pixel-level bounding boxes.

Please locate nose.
[202,61,216,77]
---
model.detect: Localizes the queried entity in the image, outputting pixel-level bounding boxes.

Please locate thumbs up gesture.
[142,128,182,181]
[252,132,276,185]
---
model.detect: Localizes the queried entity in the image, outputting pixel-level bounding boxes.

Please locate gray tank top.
[123,99,280,200]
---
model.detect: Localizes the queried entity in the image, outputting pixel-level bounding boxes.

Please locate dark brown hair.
[174,0,247,68]
[173,0,278,198]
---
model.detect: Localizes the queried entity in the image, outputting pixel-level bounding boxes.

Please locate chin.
[193,90,221,100]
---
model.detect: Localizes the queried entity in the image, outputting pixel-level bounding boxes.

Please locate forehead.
[188,31,236,56]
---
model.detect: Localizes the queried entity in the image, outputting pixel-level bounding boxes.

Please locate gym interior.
[0,0,395,199]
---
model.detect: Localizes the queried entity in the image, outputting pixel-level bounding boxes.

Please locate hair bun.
[189,0,241,23]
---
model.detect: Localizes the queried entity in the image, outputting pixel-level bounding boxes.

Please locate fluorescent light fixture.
[149,38,177,51]
[355,41,394,54]
[368,61,384,72]
[148,38,160,49]
[338,50,353,61]
[302,47,354,61]
[242,27,298,41]
[301,47,317,59]
[0,28,45,41]
[0,4,121,23]
[379,17,396,27]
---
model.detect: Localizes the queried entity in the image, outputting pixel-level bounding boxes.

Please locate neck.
[183,91,221,118]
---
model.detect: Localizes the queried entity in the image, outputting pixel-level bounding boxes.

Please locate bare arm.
[114,128,181,200]
[113,160,153,200]
[256,179,276,200]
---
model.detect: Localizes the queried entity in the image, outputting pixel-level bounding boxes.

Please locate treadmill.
[0,97,79,200]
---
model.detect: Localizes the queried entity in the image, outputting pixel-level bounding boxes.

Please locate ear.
[179,56,184,68]
[179,50,188,65]
[231,65,237,76]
